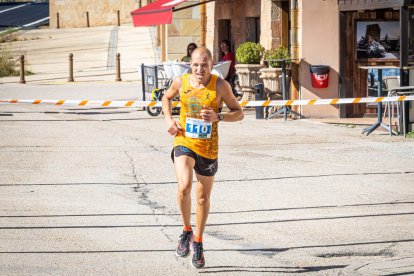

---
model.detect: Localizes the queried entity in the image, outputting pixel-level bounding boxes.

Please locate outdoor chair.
[383,76,400,133]
[382,76,414,135]
[388,86,414,135]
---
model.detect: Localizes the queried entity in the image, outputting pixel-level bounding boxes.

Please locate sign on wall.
[356,20,400,61]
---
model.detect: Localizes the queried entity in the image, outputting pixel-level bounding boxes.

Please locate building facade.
[206,0,288,61]
[206,0,413,119]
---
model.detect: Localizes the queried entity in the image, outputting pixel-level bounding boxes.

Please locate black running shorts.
[171,146,218,177]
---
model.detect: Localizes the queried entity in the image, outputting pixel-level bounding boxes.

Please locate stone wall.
[167,0,200,61]
[49,0,152,28]
[206,0,287,60]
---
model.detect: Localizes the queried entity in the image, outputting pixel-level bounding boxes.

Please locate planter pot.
[259,67,291,100]
[235,64,264,101]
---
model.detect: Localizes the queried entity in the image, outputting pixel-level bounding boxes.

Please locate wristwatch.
[218,113,224,122]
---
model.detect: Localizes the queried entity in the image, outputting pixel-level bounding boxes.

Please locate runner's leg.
[174,155,196,228]
[194,173,215,239]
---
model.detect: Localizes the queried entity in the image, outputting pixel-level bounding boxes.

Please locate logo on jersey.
[186,96,202,113]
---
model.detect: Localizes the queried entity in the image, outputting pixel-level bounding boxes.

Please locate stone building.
[206,0,289,61]
[164,0,201,61]
[49,0,200,61]
[206,0,413,120]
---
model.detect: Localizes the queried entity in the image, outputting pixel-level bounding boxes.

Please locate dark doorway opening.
[218,19,232,52]
[246,17,260,43]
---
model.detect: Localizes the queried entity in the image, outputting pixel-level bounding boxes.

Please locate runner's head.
[190,47,214,82]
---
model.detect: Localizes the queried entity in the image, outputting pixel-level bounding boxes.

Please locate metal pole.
[19,55,26,84]
[290,0,299,113]
[377,69,383,123]
[155,66,158,89]
[117,10,120,27]
[141,63,146,101]
[282,60,287,121]
[200,0,206,47]
[56,12,60,29]
[68,53,74,82]
[160,24,166,62]
[115,53,122,82]
[400,5,409,136]
[86,11,90,27]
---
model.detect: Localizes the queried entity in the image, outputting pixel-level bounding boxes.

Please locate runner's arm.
[162,77,183,135]
[210,78,244,122]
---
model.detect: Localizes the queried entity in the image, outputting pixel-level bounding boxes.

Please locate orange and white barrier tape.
[0,96,413,108]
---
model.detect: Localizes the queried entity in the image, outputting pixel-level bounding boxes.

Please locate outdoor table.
[359,65,399,136]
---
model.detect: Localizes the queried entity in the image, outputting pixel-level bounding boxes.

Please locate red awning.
[131,0,188,27]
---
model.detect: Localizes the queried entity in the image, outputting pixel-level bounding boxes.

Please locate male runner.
[162,47,244,269]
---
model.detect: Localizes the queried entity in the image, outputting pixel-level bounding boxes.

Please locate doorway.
[246,17,260,43]
[218,19,233,54]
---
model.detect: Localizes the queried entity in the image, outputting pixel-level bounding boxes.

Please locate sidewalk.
[1,24,159,84]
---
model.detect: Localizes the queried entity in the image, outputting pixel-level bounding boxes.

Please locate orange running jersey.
[173,73,219,159]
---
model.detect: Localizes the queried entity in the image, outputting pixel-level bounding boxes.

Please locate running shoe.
[175,230,194,258]
[191,241,205,269]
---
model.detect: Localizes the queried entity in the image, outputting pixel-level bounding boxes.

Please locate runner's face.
[190,53,213,82]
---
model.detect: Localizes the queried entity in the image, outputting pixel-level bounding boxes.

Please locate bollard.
[68,53,74,82]
[254,83,264,119]
[57,12,60,29]
[115,53,122,82]
[86,11,90,27]
[19,55,26,84]
[117,10,120,26]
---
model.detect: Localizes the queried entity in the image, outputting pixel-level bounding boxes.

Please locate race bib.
[185,118,212,139]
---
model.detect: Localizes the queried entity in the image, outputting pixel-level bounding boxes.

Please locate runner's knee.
[196,194,210,206]
[177,185,191,200]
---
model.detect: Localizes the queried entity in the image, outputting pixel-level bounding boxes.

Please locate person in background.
[181,43,197,62]
[219,40,236,82]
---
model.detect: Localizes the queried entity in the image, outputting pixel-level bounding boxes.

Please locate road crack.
[124,150,173,242]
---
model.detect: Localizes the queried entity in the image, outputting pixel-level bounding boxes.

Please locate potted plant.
[235,42,265,101]
[260,46,291,101]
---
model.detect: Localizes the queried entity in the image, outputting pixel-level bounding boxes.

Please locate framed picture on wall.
[356,20,400,61]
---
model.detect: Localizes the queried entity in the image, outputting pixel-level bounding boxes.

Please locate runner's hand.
[166,119,182,136]
[201,106,217,122]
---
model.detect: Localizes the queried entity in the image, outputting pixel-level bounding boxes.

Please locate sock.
[183,225,192,232]
[194,236,203,243]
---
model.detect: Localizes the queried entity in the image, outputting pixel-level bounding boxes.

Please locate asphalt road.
[0,2,49,30]
[1,83,414,275]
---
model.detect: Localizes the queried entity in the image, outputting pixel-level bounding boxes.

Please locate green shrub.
[0,46,33,77]
[235,42,264,64]
[0,46,18,77]
[264,46,290,67]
